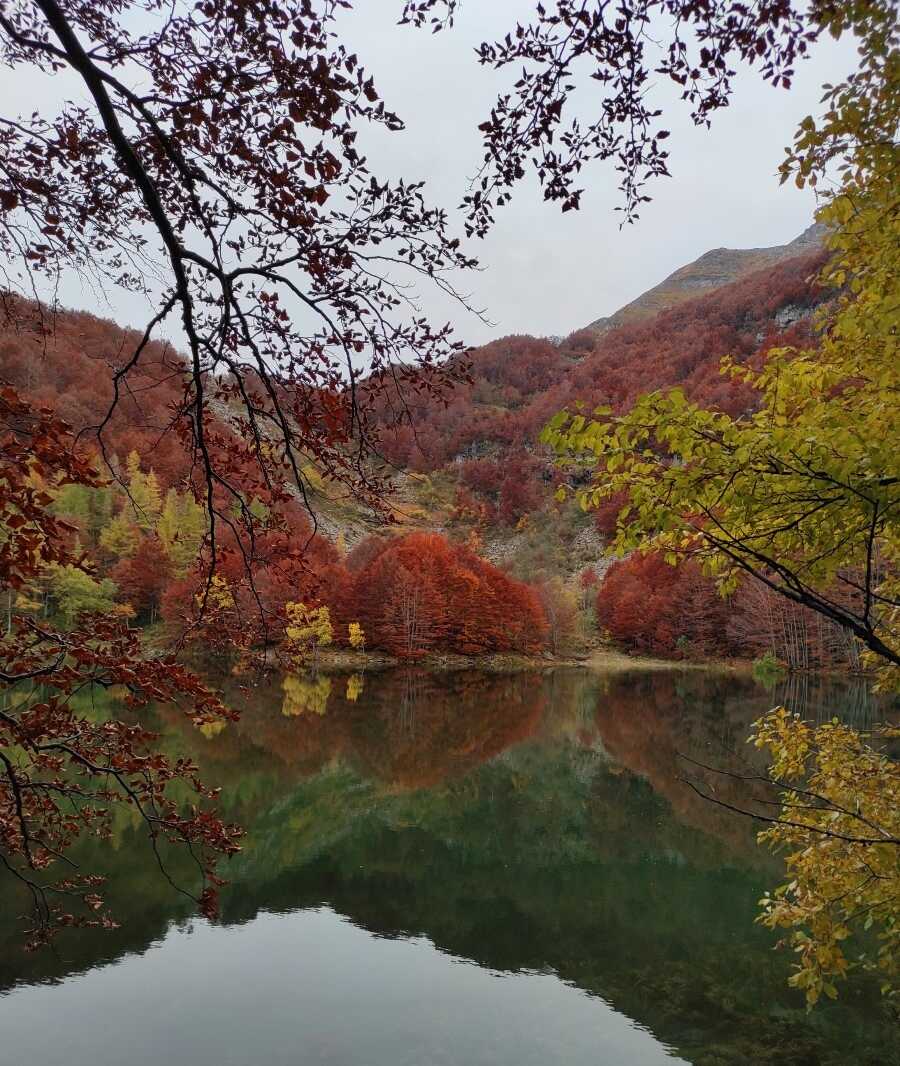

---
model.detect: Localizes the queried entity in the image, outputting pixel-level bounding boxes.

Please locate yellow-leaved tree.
[348,621,366,650]
[99,509,140,559]
[284,602,333,666]
[751,710,899,1005]
[541,0,899,1004]
[157,488,208,576]
[124,451,162,531]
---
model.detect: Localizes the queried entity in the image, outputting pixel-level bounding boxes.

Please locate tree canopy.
[542,0,899,1002]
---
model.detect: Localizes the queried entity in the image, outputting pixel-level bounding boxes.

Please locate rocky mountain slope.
[584,222,826,334]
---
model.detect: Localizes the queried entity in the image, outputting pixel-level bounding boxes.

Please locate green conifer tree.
[54,482,115,547]
[124,451,163,531]
[157,488,207,575]
[99,509,139,558]
[143,469,163,524]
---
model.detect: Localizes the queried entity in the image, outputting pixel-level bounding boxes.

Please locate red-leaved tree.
[1,385,240,945]
[348,532,547,657]
[597,551,737,658]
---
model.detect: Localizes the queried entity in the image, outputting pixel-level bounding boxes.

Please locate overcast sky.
[3,3,857,347]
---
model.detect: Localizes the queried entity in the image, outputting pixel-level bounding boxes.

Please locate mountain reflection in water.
[0,667,897,1066]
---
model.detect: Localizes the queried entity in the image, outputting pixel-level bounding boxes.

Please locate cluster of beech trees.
[164,527,549,659]
[345,533,547,657]
[47,455,548,660]
[595,551,869,670]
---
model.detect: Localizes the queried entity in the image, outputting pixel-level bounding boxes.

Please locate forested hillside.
[0,299,546,660]
[378,244,829,474]
[1,237,838,665]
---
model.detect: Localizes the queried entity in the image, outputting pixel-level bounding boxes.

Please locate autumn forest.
[0,1,898,1063]
[0,245,850,665]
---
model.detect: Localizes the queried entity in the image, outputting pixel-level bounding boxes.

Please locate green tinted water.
[1,668,896,1064]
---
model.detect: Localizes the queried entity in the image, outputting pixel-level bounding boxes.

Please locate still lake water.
[1,667,897,1065]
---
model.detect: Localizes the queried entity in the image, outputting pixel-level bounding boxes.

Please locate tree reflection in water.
[0,667,896,1066]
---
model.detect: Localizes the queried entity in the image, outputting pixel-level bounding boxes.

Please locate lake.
[1,667,896,1065]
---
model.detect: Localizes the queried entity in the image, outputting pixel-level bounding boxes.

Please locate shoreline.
[583,648,752,674]
[171,634,862,681]
[307,646,754,675]
[309,648,580,673]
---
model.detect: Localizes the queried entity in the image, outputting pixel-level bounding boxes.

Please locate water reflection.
[0,667,896,1066]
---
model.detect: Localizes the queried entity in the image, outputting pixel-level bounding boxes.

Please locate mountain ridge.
[584,222,827,335]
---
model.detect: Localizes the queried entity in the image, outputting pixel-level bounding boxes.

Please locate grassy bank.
[312,648,583,673]
[585,648,753,675]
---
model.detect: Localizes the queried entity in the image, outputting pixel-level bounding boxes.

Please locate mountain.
[378,242,829,477]
[584,222,827,334]
[0,226,832,586]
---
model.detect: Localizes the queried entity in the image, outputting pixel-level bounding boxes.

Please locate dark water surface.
[1,668,897,1065]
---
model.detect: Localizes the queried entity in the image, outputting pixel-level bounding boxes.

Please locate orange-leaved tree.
[348,533,547,657]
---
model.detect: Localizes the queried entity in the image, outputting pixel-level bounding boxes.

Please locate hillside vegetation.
[1,236,845,666]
